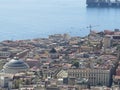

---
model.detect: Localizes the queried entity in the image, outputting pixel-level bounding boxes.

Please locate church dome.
[3,58,29,74]
[49,48,57,53]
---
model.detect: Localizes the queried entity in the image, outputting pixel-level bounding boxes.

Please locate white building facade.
[68,69,111,86]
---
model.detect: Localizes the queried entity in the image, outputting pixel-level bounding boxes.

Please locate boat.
[86,0,120,7]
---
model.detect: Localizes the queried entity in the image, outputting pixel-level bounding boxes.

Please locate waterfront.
[0,0,120,41]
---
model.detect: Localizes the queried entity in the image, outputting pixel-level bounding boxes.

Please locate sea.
[0,0,120,41]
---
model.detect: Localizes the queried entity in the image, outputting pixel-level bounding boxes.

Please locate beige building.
[103,35,112,49]
[103,35,120,51]
[68,69,111,86]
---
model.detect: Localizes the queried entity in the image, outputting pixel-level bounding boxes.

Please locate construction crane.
[86,25,99,46]
[86,24,99,34]
[67,25,99,37]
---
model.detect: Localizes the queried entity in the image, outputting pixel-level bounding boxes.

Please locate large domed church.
[2,57,29,74]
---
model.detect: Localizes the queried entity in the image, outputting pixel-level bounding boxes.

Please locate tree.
[72,61,79,68]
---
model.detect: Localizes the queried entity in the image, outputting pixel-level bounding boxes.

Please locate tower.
[117,45,120,61]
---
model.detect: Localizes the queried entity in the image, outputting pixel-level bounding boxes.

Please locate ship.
[86,0,120,7]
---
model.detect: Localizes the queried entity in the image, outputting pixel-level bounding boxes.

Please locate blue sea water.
[0,0,120,41]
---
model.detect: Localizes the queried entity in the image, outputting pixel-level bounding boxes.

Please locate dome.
[3,58,29,74]
[49,48,57,53]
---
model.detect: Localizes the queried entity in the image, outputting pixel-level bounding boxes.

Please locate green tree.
[72,61,79,68]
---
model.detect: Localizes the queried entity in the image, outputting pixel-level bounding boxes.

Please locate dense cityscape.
[0,29,120,90]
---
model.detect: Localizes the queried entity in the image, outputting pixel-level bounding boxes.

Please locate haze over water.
[0,0,120,41]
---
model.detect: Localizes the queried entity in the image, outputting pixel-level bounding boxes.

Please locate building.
[0,73,13,89]
[56,69,68,79]
[46,86,60,90]
[19,85,36,90]
[103,35,112,49]
[2,57,29,74]
[112,35,120,46]
[103,35,120,48]
[0,76,12,88]
[49,34,64,40]
[16,49,29,58]
[80,46,93,52]
[0,51,11,59]
[68,68,111,86]
[49,48,59,59]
